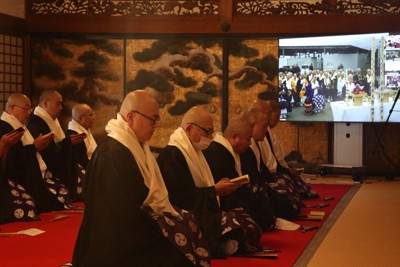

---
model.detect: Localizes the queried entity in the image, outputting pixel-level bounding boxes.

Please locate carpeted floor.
[212,182,354,267]
[3,177,397,267]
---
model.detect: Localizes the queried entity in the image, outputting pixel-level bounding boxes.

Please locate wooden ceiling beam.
[27,14,400,36]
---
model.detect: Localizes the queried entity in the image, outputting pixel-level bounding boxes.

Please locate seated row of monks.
[0,90,319,267]
[0,91,96,223]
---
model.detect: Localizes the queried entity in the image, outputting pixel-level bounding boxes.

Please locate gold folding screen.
[30,37,278,148]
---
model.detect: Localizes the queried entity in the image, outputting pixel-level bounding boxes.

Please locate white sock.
[219,239,239,256]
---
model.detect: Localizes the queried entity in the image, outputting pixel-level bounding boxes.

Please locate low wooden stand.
[318,163,366,181]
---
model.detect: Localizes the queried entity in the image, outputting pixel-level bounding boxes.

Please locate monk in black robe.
[204,117,276,232]
[27,90,86,201]
[0,130,23,223]
[157,106,261,258]
[0,164,12,224]
[0,93,69,212]
[73,91,208,267]
[262,100,318,199]
[240,100,301,220]
[67,103,98,200]
[67,103,97,170]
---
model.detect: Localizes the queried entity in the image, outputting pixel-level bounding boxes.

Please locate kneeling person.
[73,91,209,267]
[157,106,262,258]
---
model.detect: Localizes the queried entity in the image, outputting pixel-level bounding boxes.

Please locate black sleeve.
[74,138,164,265]
[157,145,223,253]
[240,147,274,183]
[28,115,73,183]
[156,145,217,211]
[67,129,89,169]
[203,141,239,182]
[0,121,39,183]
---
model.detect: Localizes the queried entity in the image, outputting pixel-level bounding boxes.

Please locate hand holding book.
[230,174,250,185]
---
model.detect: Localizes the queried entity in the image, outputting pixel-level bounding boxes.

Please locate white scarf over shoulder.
[105,113,179,217]
[168,127,215,188]
[1,112,47,178]
[68,119,97,160]
[34,106,65,143]
[268,127,289,169]
[249,138,262,172]
[258,136,277,172]
[213,132,242,176]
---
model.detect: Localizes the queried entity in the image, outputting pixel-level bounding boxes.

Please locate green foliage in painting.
[72,50,120,81]
[126,69,174,93]
[168,91,211,115]
[48,41,74,58]
[197,82,218,97]
[229,40,260,58]
[173,68,197,88]
[246,54,278,81]
[32,50,65,81]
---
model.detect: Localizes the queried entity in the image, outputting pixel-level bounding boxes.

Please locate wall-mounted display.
[278,32,400,123]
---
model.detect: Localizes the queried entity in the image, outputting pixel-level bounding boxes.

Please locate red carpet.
[212,183,353,267]
[0,184,352,267]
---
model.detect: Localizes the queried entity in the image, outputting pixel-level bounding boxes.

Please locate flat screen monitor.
[278,32,400,123]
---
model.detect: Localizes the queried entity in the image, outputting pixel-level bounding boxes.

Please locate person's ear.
[184,124,192,135]
[232,133,240,145]
[126,111,135,125]
[42,99,51,110]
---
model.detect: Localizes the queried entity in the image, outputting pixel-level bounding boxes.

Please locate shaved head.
[181,106,214,146]
[120,90,158,119]
[6,93,30,111]
[224,117,252,154]
[120,90,160,142]
[5,93,32,124]
[242,108,266,125]
[181,106,212,129]
[248,99,270,114]
[72,103,92,121]
[38,90,63,119]
[245,99,271,127]
[243,99,270,141]
[72,103,95,130]
[224,117,252,138]
[39,90,61,105]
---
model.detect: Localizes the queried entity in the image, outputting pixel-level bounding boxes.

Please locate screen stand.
[334,122,363,167]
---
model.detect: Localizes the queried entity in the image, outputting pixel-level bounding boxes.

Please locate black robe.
[72,137,192,267]
[0,120,64,212]
[157,145,223,257]
[240,146,301,220]
[0,166,12,224]
[204,141,275,232]
[67,129,90,170]
[27,114,76,198]
[266,132,319,199]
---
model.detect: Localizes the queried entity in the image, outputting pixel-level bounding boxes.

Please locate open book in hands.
[230,174,250,185]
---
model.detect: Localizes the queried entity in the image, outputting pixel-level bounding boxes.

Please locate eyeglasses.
[131,110,160,125]
[188,122,214,136]
[13,105,32,113]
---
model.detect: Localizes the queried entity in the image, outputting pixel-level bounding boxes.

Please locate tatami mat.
[294,182,361,266]
[306,179,400,267]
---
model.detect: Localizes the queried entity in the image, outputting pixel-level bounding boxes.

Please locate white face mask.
[192,126,212,151]
[193,136,212,151]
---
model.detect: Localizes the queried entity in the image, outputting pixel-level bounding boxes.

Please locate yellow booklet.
[230,174,250,185]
